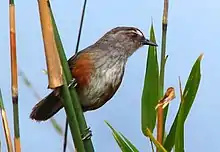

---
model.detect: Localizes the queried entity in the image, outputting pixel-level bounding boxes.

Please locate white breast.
[104,63,124,86]
[81,60,125,107]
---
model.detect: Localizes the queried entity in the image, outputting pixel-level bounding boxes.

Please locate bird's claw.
[68,78,77,88]
[82,127,92,141]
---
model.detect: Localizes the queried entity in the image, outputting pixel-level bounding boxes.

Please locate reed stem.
[159,0,169,146]
[0,90,13,152]
[9,1,21,151]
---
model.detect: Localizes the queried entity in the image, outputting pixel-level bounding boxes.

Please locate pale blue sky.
[0,0,220,151]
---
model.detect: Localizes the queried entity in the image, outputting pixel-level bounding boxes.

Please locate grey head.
[94,26,157,57]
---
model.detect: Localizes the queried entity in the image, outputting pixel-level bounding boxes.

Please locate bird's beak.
[141,38,158,46]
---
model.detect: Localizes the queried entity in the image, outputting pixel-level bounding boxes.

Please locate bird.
[30,26,157,121]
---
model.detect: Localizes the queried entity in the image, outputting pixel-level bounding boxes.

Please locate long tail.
[30,90,63,121]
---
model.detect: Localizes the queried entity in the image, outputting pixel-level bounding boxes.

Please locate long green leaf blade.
[112,134,132,152]
[141,24,159,135]
[175,78,185,152]
[164,54,203,151]
[120,133,139,152]
[105,121,139,152]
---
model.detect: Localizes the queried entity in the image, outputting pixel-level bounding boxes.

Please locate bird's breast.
[79,57,126,111]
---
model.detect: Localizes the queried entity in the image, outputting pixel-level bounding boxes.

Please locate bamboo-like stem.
[9,1,21,151]
[60,77,85,152]
[64,0,90,151]
[159,0,169,144]
[48,2,94,152]
[37,1,85,151]
[160,0,168,91]
[0,90,13,152]
[37,0,63,89]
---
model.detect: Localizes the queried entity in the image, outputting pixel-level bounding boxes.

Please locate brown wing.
[68,52,95,88]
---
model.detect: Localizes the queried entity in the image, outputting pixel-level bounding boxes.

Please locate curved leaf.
[120,133,139,152]
[164,54,203,151]
[175,78,185,152]
[105,121,139,152]
[141,24,159,135]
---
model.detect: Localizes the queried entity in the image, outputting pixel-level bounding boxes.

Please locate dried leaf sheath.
[156,87,175,148]
[38,0,63,89]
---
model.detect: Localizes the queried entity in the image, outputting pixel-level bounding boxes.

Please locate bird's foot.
[82,127,92,141]
[68,78,77,88]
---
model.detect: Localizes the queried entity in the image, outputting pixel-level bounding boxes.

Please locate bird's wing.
[68,50,95,88]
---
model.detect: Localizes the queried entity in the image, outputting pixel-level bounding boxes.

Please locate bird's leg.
[68,78,77,88]
[82,127,92,140]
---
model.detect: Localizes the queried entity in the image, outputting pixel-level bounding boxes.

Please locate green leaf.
[0,89,4,110]
[175,78,185,152]
[119,133,139,152]
[164,54,203,151]
[105,121,139,152]
[146,128,167,152]
[141,24,159,135]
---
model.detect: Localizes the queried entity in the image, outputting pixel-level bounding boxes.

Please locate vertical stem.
[159,0,168,99]
[48,2,94,152]
[1,111,13,152]
[0,90,13,152]
[64,0,92,151]
[157,107,163,152]
[60,79,85,152]
[63,119,68,152]
[150,139,155,152]
[9,1,21,151]
[37,1,85,151]
[159,0,169,146]
[75,0,87,54]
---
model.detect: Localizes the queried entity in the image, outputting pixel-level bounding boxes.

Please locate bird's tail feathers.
[30,90,63,121]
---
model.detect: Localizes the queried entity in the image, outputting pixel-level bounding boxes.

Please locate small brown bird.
[30,26,157,121]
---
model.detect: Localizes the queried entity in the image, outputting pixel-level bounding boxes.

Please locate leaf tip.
[151,18,154,27]
[198,53,204,61]
[104,120,111,128]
